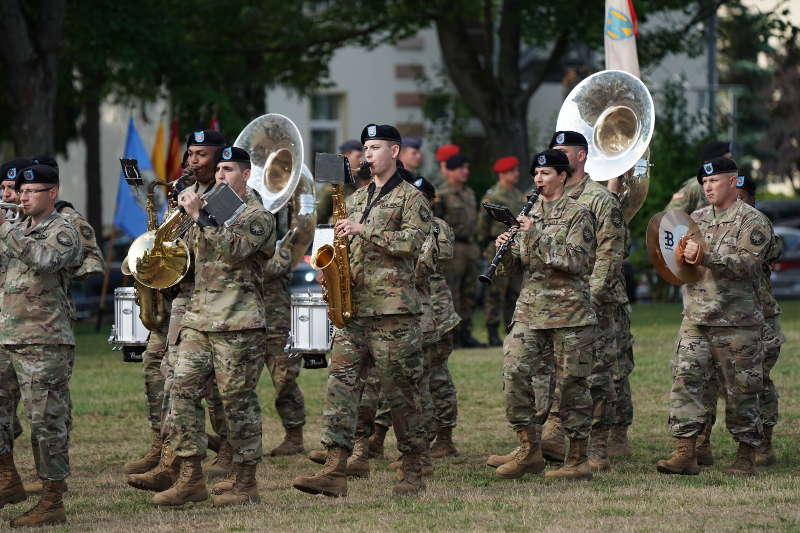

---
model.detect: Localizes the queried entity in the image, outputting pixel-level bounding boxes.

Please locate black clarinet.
[479,187,542,285]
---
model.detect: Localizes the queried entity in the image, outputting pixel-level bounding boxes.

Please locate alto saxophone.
[312,184,354,329]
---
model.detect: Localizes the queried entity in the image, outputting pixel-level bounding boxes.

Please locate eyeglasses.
[18,188,54,197]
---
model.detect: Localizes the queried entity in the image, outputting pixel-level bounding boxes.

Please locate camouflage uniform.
[437,182,480,327]
[478,184,526,328]
[666,177,708,214]
[58,205,104,281]
[0,211,82,481]
[321,174,431,455]
[671,199,772,447]
[502,196,597,438]
[168,189,275,465]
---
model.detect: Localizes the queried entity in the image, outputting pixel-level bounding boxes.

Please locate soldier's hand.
[178,190,202,221]
[335,219,362,237]
[516,216,532,232]
[496,231,512,249]
[683,238,700,263]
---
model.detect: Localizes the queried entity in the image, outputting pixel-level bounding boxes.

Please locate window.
[310,94,343,155]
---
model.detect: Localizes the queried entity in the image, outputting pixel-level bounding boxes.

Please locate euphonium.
[311,184,354,329]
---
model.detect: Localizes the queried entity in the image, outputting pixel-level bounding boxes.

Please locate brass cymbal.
[646,209,706,285]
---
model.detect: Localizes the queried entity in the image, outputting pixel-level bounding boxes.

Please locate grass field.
[2,301,799,532]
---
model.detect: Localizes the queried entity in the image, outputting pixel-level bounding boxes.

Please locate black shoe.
[487,325,502,347]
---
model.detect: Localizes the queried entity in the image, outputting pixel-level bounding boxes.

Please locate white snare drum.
[108,287,149,361]
[288,292,333,354]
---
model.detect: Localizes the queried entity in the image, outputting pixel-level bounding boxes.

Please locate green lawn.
[2,301,799,532]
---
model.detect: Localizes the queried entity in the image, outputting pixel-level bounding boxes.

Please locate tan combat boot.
[0,453,26,509]
[211,465,237,495]
[656,437,699,475]
[541,415,566,462]
[127,454,180,492]
[587,427,611,472]
[9,480,66,528]
[695,423,714,466]
[545,438,592,481]
[486,446,520,468]
[123,431,163,475]
[496,425,545,479]
[726,442,757,476]
[292,446,348,497]
[270,426,305,457]
[607,425,632,458]
[393,453,426,496]
[368,424,388,459]
[430,427,459,458]
[151,456,208,506]
[754,426,776,467]
[212,463,259,506]
[390,454,433,476]
[206,440,233,478]
[307,449,327,465]
[346,437,370,478]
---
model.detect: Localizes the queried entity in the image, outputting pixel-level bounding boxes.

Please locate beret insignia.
[537,154,546,165]
[6,168,15,180]
[57,231,74,247]
[703,162,714,175]
[23,169,34,181]
[556,132,565,144]
[367,125,377,137]
[194,131,205,143]
[736,175,745,187]
[222,147,232,160]
[249,220,265,236]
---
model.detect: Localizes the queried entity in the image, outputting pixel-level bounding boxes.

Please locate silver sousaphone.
[556,69,654,221]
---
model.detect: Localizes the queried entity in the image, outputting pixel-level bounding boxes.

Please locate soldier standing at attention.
[0,165,82,527]
[153,146,275,507]
[478,156,526,347]
[292,124,431,498]
[491,149,596,481]
[439,153,484,348]
[666,140,731,214]
[656,157,771,477]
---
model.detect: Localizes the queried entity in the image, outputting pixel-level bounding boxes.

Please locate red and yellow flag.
[166,120,183,181]
[151,122,166,180]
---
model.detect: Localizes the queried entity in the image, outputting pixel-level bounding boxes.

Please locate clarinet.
[478,187,542,285]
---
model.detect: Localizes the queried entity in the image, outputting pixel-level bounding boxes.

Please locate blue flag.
[113,117,150,238]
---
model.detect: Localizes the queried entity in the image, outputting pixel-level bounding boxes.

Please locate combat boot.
[292,446,348,497]
[545,438,592,481]
[430,427,459,458]
[346,437,370,478]
[496,425,545,479]
[656,437,699,475]
[9,480,66,528]
[460,322,486,349]
[270,426,304,457]
[152,456,208,506]
[487,324,502,347]
[541,415,566,462]
[0,453,26,509]
[308,449,328,465]
[695,423,714,466]
[726,442,756,476]
[22,480,43,496]
[486,446,520,468]
[389,455,433,476]
[212,463,259,506]
[206,440,233,478]
[368,424,388,459]
[393,453,426,496]
[754,426,776,467]
[587,427,611,472]
[123,431,163,475]
[607,425,632,458]
[127,455,180,492]
[211,466,237,495]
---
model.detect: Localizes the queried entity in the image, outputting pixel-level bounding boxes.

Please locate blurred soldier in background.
[399,137,423,174]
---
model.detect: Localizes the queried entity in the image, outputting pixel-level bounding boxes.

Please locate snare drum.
[108,287,149,362]
[288,292,332,354]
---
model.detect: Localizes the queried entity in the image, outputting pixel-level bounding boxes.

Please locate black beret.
[338,139,363,153]
[401,136,422,150]
[14,164,58,190]
[218,146,250,164]
[360,124,401,145]
[736,174,757,196]
[696,157,738,183]
[445,153,469,170]
[1,158,34,182]
[531,149,570,175]
[31,154,58,173]
[701,140,731,161]
[406,175,436,201]
[549,130,588,149]
[185,129,226,148]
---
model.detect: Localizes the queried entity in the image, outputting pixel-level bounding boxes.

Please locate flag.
[113,117,150,238]
[166,119,183,181]
[209,116,220,132]
[604,0,640,78]
[151,121,166,180]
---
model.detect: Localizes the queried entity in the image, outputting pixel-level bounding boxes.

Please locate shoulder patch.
[420,205,432,223]
[57,231,74,247]
[750,228,766,247]
[583,224,593,243]
[80,225,94,240]
[249,220,266,236]
[610,207,623,228]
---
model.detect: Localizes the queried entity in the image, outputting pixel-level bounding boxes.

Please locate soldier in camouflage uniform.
[656,157,771,477]
[293,124,431,498]
[429,144,460,188]
[478,156,527,346]
[439,153,484,348]
[0,165,82,527]
[665,141,731,215]
[154,146,275,507]
[490,149,596,482]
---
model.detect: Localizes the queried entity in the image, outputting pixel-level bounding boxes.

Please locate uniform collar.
[711,198,742,223]
[565,175,589,200]
[532,194,568,219]
[22,209,59,236]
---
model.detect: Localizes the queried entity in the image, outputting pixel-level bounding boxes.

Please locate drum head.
[646,209,706,285]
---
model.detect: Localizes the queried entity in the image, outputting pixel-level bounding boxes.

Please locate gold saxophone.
[311,184,354,329]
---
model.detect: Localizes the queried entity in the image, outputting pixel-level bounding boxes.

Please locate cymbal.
[646,209,706,285]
